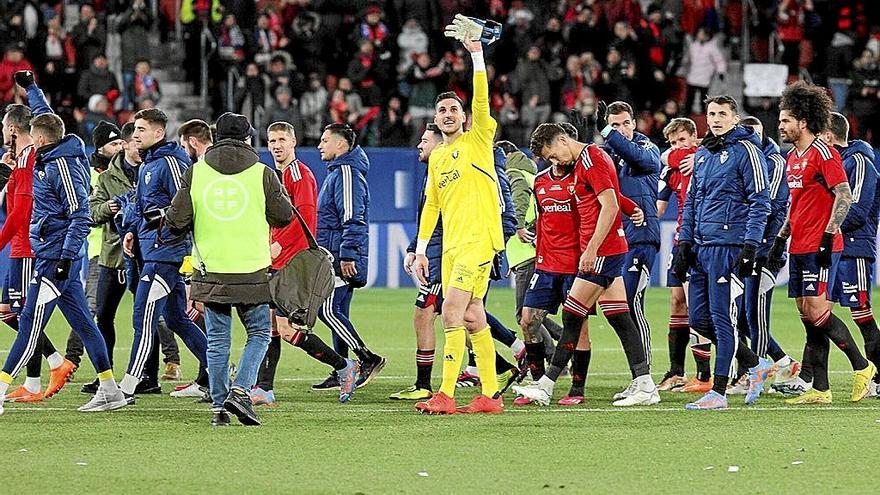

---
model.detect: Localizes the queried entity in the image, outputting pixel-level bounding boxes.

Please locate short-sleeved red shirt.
[786,139,847,255]
[0,145,35,258]
[572,144,628,257]
[534,167,579,274]
[271,160,318,270]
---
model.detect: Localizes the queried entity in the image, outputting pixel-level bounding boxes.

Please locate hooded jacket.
[90,151,137,269]
[317,145,370,287]
[134,140,193,263]
[837,140,879,260]
[758,137,790,258]
[31,135,92,260]
[680,125,770,247]
[603,129,661,247]
[165,139,292,304]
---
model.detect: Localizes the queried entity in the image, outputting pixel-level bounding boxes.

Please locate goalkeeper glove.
[444,14,502,44]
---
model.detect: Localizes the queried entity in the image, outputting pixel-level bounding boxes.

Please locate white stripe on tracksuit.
[633,265,652,366]
[341,165,353,222]
[320,288,362,351]
[728,275,745,379]
[9,278,60,378]
[130,274,171,377]
[57,158,79,213]
[755,267,774,357]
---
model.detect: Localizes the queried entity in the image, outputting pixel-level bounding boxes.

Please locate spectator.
[76,54,120,108]
[826,31,856,112]
[500,7,536,72]
[515,45,552,139]
[498,92,524,145]
[600,47,637,104]
[0,44,33,104]
[560,54,586,110]
[218,14,247,64]
[405,52,446,145]
[133,60,161,107]
[355,3,390,50]
[254,12,288,66]
[39,13,73,68]
[118,0,153,108]
[378,95,412,147]
[261,86,304,142]
[328,88,349,124]
[571,87,598,142]
[567,5,609,61]
[776,0,815,77]
[289,10,324,76]
[683,27,726,114]
[234,62,267,124]
[300,73,328,146]
[849,49,880,144]
[337,77,365,126]
[0,13,26,48]
[267,53,305,98]
[609,21,639,63]
[80,95,112,145]
[71,3,106,70]
[346,40,383,107]
[651,99,681,143]
[396,18,428,76]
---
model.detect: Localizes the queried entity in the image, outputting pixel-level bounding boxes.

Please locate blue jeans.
[204,302,271,409]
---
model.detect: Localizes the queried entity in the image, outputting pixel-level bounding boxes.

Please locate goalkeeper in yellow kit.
[413,16,505,414]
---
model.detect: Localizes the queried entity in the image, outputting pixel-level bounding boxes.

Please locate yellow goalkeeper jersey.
[417,70,503,254]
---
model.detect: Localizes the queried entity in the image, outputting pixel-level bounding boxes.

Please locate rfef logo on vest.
[203,176,251,222]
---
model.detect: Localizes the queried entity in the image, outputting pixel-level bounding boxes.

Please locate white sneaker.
[773,358,801,384]
[771,377,811,397]
[170,382,208,398]
[612,379,638,400]
[727,375,749,395]
[868,381,880,398]
[612,377,660,407]
[511,381,553,406]
[78,389,128,412]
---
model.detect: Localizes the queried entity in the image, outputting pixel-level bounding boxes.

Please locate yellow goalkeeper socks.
[439,326,467,397]
[471,326,499,397]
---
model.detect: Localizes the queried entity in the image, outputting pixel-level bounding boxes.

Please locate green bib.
[189,161,270,273]
[505,169,537,269]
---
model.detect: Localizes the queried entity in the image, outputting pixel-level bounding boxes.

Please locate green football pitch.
[2,288,880,494]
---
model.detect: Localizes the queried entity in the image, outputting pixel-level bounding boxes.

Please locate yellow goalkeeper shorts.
[441,243,495,300]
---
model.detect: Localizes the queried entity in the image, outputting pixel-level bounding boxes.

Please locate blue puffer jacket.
[758,137,790,258]
[603,130,660,246]
[680,125,771,247]
[30,136,93,260]
[317,145,370,287]
[135,140,193,263]
[838,140,879,260]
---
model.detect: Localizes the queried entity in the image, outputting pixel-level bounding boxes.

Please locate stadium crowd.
[2,1,880,148]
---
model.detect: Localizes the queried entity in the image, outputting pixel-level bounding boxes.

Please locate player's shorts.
[788,252,841,300]
[832,257,873,308]
[415,281,443,313]
[2,257,33,311]
[576,253,625,289]
[442,243,494,300]
[666,245,683,288]
[523,269,577,314]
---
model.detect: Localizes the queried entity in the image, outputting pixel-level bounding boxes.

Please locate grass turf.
[2,287,880,494]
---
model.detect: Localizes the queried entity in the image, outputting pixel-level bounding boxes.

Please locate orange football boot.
[680,377,712,393]
[415,392,457,414]
[45,358,76,399]
[456,394,504,414]
[5,385,43,403]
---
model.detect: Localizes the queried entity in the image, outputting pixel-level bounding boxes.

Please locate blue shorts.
[666,245,683,288]
[2,257,34,312]
[832,257,873,308]
[788,252,841,299]
[523,270,576,314]
[415,281,443,313]
[576,254,625,289]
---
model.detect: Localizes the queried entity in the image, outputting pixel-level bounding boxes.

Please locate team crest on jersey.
[144,171,152,184]
[567,184,575,195]
[452,150,459,159]
[720,151,729,164]
[640,140,654,150]
[698,156,706,163]
[37,170,45,180]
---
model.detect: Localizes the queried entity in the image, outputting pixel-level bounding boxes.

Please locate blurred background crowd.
[2,0,879,149]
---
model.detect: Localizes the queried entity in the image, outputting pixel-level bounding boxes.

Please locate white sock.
[465,365,479,376]
[46,352,64,370]
[24,376,41,393]
[775,355,792,367]
[118,374,139,395]
[510,339,525,356]
[0,381,10,397]
[100,376,121,395]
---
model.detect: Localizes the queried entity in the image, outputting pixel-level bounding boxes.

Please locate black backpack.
[269,207,335,329]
